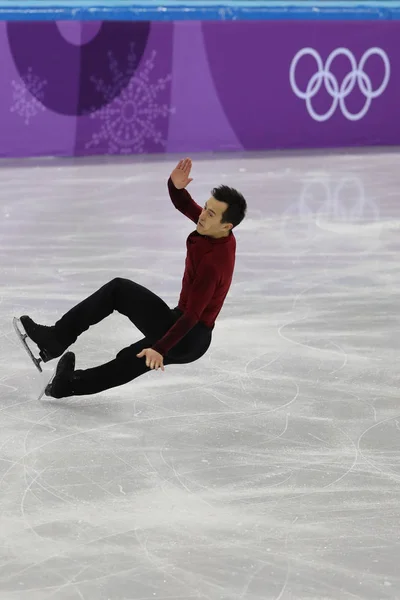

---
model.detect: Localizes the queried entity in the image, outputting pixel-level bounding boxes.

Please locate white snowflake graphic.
[86,45,174,154]
[10,67,47,125]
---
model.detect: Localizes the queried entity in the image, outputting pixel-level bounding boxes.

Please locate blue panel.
[0,0,400,21]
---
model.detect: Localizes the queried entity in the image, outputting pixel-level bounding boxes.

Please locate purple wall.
[1,20,399,157]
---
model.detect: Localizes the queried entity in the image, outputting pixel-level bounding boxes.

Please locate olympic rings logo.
[289,47,390,121]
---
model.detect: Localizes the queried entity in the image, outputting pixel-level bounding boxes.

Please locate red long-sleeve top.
[151,178,236,356]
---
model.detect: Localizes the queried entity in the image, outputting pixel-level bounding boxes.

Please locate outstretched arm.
[151,259,218,357]
[137,260,218,370]
[168,158,202,224]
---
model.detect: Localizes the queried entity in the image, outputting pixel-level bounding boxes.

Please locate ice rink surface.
[1,149,400,599]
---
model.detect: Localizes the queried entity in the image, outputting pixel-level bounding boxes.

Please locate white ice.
[1,149,400,599]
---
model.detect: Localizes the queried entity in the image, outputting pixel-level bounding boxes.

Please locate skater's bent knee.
[110,277,130,288]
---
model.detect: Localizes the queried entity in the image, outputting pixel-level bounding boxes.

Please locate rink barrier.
[3,1,400,21]
[1,0,400,157]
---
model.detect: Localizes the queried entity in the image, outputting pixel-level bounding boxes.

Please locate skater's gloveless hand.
[137,348,164,371]
[170,158,193,189]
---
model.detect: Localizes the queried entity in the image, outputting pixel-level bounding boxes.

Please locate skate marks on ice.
[0,151,400,598]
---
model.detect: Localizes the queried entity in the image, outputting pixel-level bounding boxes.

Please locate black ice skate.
[13,315,65,372]
[40,351,76,400]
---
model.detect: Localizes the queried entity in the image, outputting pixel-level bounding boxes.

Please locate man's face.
[196,197,232,238]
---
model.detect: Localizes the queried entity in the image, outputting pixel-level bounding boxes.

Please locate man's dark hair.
[211,185,247,229]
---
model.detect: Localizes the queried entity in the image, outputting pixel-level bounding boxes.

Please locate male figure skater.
[15,158,247,398]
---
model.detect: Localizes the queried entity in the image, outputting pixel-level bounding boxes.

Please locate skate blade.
[37,369,56,401]
[13,317,43,373]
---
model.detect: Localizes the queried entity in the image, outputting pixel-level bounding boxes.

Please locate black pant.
[53,278,212,396]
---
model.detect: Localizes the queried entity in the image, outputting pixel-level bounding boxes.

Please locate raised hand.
[170,158,193,189]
